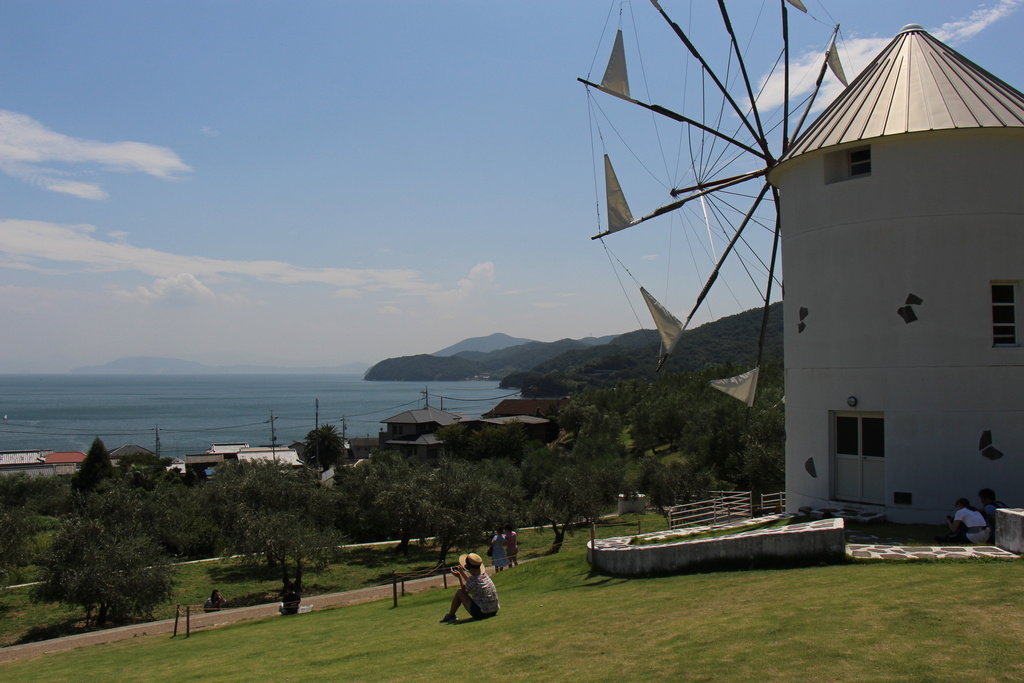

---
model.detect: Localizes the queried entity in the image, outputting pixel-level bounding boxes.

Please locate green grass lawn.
[2,540,1022,682]
[0,515,662,648]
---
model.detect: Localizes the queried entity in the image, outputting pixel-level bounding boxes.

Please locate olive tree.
[204,461,342,592]
[32,483,174,626]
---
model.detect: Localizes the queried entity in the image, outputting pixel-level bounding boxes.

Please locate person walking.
[490,529,510,571]
[504,525,519,567]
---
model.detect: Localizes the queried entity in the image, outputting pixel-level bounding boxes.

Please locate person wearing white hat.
[439,552,500,623]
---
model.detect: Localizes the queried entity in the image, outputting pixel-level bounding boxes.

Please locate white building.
[769,26,1024,523]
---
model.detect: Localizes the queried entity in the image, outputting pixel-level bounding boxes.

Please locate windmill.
[579,0,846,405]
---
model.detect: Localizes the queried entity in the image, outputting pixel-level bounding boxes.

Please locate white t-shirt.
[955,507,990,544]
[955,507,987,529]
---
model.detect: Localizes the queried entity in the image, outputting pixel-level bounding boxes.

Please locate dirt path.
[0,569,475,664]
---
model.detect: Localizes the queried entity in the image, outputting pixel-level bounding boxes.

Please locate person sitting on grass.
[941,498,990,545]
[204,589,228,612]
[978,488,1007,534]
[280,582,301,615]
[439,553,499,624]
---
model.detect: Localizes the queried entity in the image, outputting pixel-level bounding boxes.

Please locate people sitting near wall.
[280,582,301,615]
[940,498,991,545]
[978,488,1007,535]
[204,589,228,612]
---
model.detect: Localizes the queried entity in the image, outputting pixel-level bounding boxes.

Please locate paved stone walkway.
[846,544,1018,559]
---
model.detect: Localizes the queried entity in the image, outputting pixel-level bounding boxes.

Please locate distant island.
[70,357,370,375]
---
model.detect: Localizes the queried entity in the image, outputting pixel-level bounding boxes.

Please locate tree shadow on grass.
[18,616,92,645]
[345,545,439,570]
[204,562,279,585]
[216,590,282,608]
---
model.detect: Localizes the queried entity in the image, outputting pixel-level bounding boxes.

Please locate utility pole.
[270,412,278,459]
[154,425,161,458]
[315,398,320,471]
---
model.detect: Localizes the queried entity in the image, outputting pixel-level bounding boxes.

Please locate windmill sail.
[605,155,634,233]
[601,29,630,98]
[785,0,808,12]
[640,287,684,355]
[826,34,848,86]
[709,367,760,407]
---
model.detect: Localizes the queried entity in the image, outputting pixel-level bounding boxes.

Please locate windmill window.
[824,145,872,184]
[992,282,1018,346]
[849,147,871,177]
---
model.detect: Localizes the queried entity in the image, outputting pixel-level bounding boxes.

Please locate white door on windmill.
[833,413,885,505]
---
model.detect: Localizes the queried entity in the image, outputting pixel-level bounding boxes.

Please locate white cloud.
[932,0,1022,44]
[113,273,216,305]
[534,302,564,309]
[758,2,1021,118]
[0,219,491,307]
[378,305,402,315]
[0,110,191,199]
[419,261,497,307]
[200,126,221,137]
[757,36,888,114]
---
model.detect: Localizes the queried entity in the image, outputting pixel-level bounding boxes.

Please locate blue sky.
[1,0,1022,372]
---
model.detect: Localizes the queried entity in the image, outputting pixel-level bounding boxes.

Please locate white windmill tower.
[769,25,1024,522]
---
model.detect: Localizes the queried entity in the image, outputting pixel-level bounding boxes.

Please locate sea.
[0,375,512,459]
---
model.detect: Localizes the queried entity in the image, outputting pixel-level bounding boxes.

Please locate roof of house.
[208,443,249,454]
[380,406,462,426]
[783,25,1024,161]
[184,453,224,464]
[44,451,87,464]
[236,447,302,466]
[109,444,154,458]
[0,450,52,465]
[349,437,378,448]
[384,434,441,447]
[463,416,550,427]
[484,398,568,417]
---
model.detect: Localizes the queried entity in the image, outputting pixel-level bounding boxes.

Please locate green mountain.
[364,303,782,390]
[363,354,482,381]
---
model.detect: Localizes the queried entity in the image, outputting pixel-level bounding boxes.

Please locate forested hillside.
[365,302,782,390]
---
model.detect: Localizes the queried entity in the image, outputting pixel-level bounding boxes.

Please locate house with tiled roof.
[459,415,556,444]
[378,406,462,461]
[0,449,57,477]
[108,444,154,462]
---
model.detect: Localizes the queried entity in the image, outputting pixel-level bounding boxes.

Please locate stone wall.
[995,508,1024,553]
[588,518,845,577]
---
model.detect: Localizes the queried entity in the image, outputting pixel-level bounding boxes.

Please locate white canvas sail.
[785,0,808,12]
[640,287,684,354]
[709,367,760,407]
[826,35,848,86]
[601,29,630,98]
[605,155,634,233]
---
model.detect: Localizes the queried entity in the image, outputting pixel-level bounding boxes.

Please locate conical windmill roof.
[782,25,1024,161]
